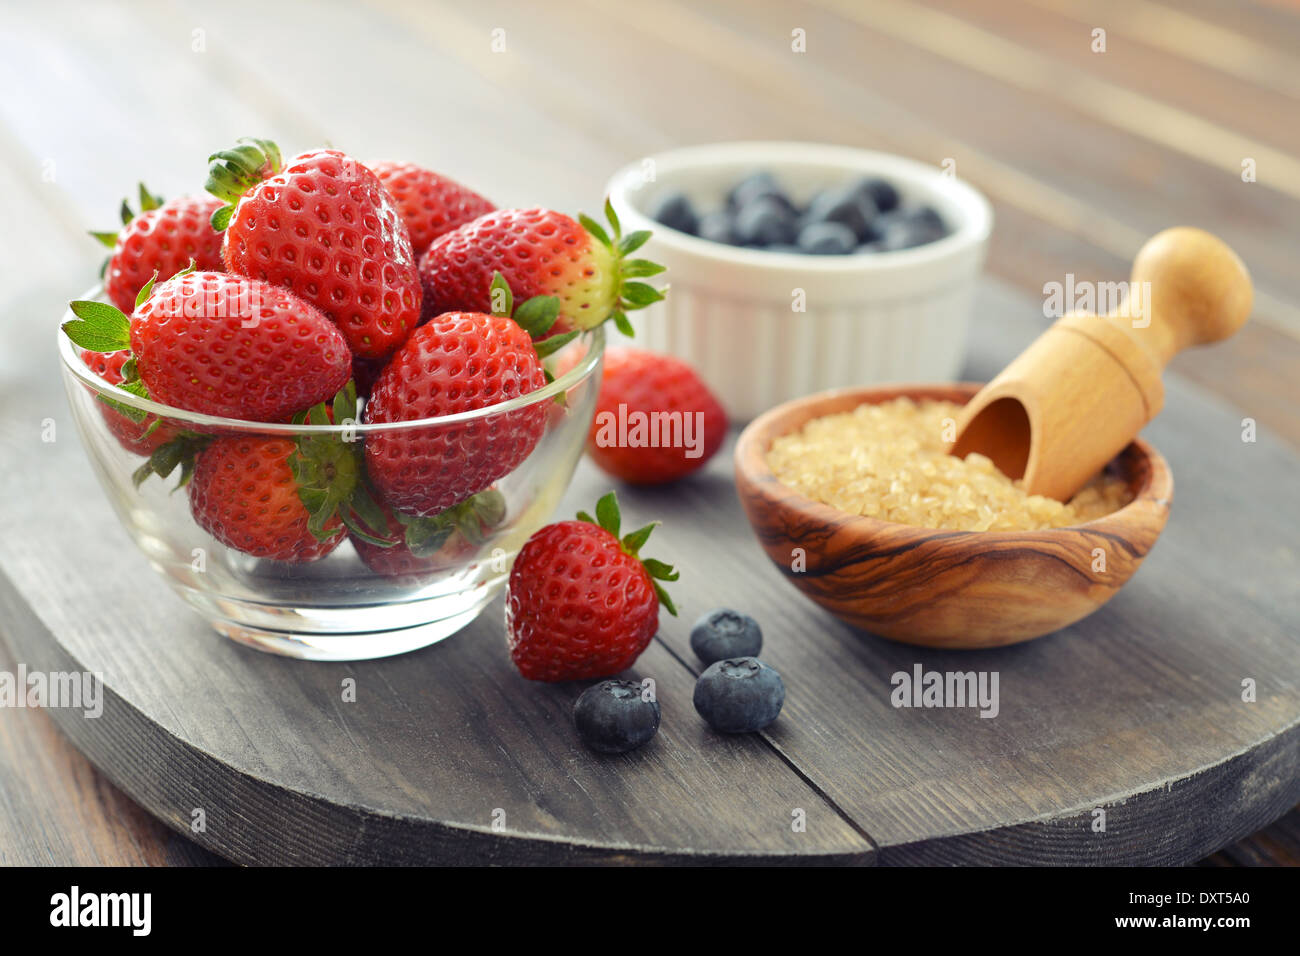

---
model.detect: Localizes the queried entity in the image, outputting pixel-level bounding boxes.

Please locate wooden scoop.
[950,227,1253,501]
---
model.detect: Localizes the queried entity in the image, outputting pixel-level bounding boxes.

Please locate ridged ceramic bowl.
[58,296,605,662]
[607,142,993,421]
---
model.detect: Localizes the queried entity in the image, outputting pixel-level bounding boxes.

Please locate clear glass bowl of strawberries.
[57,139,665,661]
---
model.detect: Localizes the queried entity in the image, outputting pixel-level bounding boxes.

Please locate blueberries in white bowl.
[647,191,699,237]
[734,195,798,246]
[647,170,948,255]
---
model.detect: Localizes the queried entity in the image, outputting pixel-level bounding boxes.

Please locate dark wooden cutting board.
[1,279,1296,865]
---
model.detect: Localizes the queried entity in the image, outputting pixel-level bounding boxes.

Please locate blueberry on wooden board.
[802,185,878,240]
[697,210,738,245]
[734,196,798,246]
[648,191,699,236]
[853,176,901,214]
[573,679,661,754]
[693,658,785,733]
[690,609,763,664]
[798,220,858,255]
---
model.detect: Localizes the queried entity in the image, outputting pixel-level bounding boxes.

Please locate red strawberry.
[587,348,727,484]
[369,160,495,257]
[363,279,550,517]
[207,138,422,360]
[351,488,506,578]
[419,201,665,333]
[66,271,352,422]
[506,492,677,682]
[93,185,224,313]
[189,436,344,562]
[80,348,179,455]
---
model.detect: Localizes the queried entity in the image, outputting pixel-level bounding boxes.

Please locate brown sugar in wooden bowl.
[733,383,1174,648]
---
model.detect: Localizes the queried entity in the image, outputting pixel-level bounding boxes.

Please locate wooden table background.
[0,0,1296,865]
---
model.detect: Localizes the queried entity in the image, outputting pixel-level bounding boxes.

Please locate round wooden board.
[3,283,1297,866]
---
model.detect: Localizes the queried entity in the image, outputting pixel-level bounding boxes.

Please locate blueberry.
[690,608,763,664]
[697,210,738,245]
[797,221,858,255]
[763,244,802,254]
[573,679,660,754]
[874,207,948,250]
[648,191,699,235]
[852,176,900,214]
[693,658,785,734]
[734,196,797,246]
[728,171,785,210]
[802,185,877,240]
[908,205,947,233]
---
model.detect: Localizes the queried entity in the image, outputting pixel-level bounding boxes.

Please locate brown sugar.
[766,398,1132,531]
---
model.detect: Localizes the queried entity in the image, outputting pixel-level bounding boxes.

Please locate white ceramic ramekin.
[607,142,993,421]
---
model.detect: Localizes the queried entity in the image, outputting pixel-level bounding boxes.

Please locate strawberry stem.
[577,198,668,338]
[205,137,283,231]
[577,491,679,615]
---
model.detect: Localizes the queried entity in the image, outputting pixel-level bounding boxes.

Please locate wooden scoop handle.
[952,226,1253,503]
[1112,226,1253,367]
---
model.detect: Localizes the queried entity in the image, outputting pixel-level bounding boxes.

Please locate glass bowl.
[57,296,605,661]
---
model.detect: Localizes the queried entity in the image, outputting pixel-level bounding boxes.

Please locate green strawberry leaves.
[205,137,284,231]
[289,380,386,544]
[91,183,165,274]
[510,291,560,338]
[131,431,213,490]
[65,262,197,423]
[394,488,507,558]
[64,300,131,353]
[577,197,669,338]
[577,490,679,615]
[65,258,193,353]
[489,271,581,361]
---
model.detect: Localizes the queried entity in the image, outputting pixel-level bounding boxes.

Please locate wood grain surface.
[0,0,1296,864]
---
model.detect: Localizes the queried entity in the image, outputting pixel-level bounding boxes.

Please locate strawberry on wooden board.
[506,491,678,682]
[92,184,224,313]
[419,200,666,334]
[206,138,422,360]
[587,347,728,484]
[369,160,495,257]
[350,487,506,578]
[79,348,179,456]
[363,275,565,517]
[64,270,352,423]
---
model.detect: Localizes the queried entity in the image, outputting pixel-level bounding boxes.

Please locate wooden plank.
[1165,0,1300,55]
[1018,0,1300,102]
[919,0,1300,153]
[0,630,224,866]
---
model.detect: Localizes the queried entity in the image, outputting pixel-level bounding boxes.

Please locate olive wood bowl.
[733,383,1173,649]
